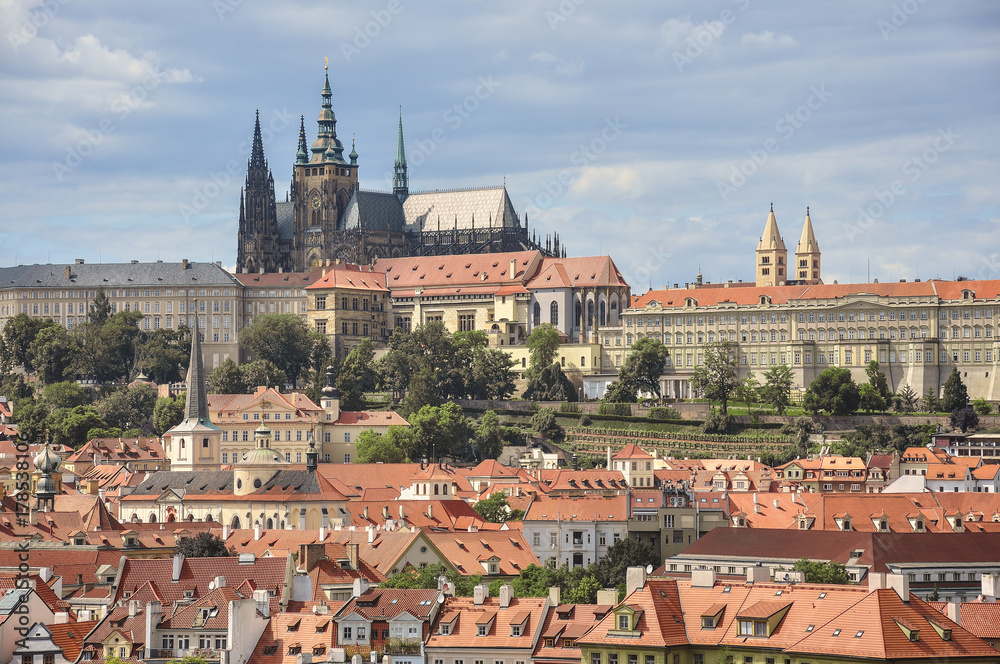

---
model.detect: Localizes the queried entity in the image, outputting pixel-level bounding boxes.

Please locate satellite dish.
[645,564,654,574]
[783,573,790,581]
[437,594,445,604]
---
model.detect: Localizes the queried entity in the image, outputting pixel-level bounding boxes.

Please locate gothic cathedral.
[236,67,559,273]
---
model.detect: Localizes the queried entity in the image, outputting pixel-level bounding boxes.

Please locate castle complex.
[236,67,560,273]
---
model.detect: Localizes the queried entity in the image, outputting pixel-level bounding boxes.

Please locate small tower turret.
[33,435,60,513]
[755,203,788,287]
[393,108,408,201]
[795,206,822,284]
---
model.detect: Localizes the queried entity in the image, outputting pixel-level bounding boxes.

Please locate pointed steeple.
[250,110,266,170]
[349,136,358,165]
[757,203,786,252]
[756,203,788,287]
[393,107,408,201]
[296,115,308,164]
[183,310,212,426]
[794,206,822,284]
[311,62,346,164]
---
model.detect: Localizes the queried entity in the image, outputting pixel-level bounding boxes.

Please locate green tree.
[378,323,454,399]
[89,286,112,326]
[735,373,760,415]
[239,359,287,391]
[525,324,560,379]
[406,402,473,461]
[379,562,480,596]
[473,492,513,523]
[2,314,59,373]
[895,384,919,413]
[96,383,158,432]
[14,401,49,444]
[337,340,377,410]
[618,337,669,398]
[866,361,892,404]
[524,363,577,402]
[972,397,994,416]
[691,341,740,414]
[922,387,943,413]
[942,367,969,412]
[400,364,442,417]
[474,410,505,461]
[153,392,186,435]
[950,406,979,433]
[47,405,106,448]
[455,331,515,399]
[531,407,564,442]
[594,537,660,589]
[175,532,235,557]
[760,364,793,414]
[77,311,143,382]
[30,325,81,385]
[354,428,407,463]
[790,558,850,584]
[803,367,860,415]
[303,338,335,404]
[135,328,190,384]
[858,383,887,414]
[602,377,636,404]
[42,381,92,409]
[209,358,245,394]
[240,313,319,387]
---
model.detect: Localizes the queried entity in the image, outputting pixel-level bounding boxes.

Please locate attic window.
[805,625,814,632]
[855,630,864,638]
[263,646,278,655]
[832,629,841,636]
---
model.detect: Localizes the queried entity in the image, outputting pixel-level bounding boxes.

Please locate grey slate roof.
[130,468,327,497]
[0,261,240,289]
[276,201,295,240]
[402,186,518,232]
[342,190,406,232]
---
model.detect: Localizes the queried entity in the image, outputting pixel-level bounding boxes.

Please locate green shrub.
[581,415,592,426]
[702,411,733,434]
[598,402,633,417]
[647,406,681,421]
[559,402,581,414]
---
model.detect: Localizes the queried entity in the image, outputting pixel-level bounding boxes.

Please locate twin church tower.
[755,204,822,287]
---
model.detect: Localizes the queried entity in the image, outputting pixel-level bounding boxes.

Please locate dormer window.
[477,625,488,637]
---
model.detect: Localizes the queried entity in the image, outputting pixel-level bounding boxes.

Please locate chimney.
[509,259,516,280]
[214,575,226,588]
[982,573,999,601]
[887,573,909,602]
[868,572,887,591]
[254,523,262,540]
[772,499,779,508]
[691,569,716,588]
[607,446,612,470]
[473,584,489,605]
[946,602,962,626]
[319,525,327,541]
[367,525,376,543]
[499,584,513,608]
[346,542,359,570]
[747,564,769,584]
[363,506,369,521]
[353,577,370,598]
[596,589,618,605]
[172,554,184,582]
[53,612,70,624]
[39,567,53,583]
[253,589,270,617]
[382,505,390,520]
[398,505,405,520]
[182,258,188,270]
[137,438,147,450]
[128,599,140,617]
[65,266,71,279]
[427,504,433,520]
[548,586,561,606]
[299,543,326,573]
[222,524,230,540]
[626,566,647,596]
[752,493,758,504]
[147,601,161,623]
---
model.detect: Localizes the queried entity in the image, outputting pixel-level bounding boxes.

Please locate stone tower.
[794,206,822,284]
[236,111,287,274]
[290,65,360,271]
[756,204,787,287]
[167,311,222,471]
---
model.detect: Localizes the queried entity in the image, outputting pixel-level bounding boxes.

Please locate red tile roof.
[114,555,289,604]
[305,263,388,292]
[523,494,628,522]
[47,621,98,661]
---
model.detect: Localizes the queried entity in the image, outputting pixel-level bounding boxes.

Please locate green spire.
[295,115,308,164]
[349,136,358,165]
[393,107,408,200]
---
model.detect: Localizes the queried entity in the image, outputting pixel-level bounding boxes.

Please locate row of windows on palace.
[627,307,996,328]
[218,450,348,464]
[626,324,995,346]
[531,301,619,328]
[663,347,996,368]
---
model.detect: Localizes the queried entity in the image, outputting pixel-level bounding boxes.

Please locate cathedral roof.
[342,190,406,232]
[402,185,518,232]
[275,201,294,240]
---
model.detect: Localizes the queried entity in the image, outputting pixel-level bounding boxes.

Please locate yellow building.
[305,261,389,358]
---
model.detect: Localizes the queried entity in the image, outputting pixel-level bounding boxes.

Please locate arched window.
[434,484,439,495]
[575,302,582,327]
[231,515,241,529]
[533,302,541,326]
[550,301,559,326]
[266,518,274,529]
[205,514,213,523]
[599,301,606,327]
[149,513,157,523]
[587,301,595,327]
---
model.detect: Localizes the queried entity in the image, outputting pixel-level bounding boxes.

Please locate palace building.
[236,66,559,273]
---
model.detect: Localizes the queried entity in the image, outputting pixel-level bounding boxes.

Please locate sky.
[1,1,998,292]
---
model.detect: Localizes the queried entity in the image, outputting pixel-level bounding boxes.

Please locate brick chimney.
[299,543,326,573]
[346,542,359,571]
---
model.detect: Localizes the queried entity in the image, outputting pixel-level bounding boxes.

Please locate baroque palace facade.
[622,208,1000,400]
[236,67,560,273]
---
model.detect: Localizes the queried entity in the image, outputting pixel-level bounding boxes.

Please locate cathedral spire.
[393,107,408,201]
[312,63,346,164]
[183,309,211,426]
[296,115,308,164]
[795,206,822,284]
[250,110,266,170]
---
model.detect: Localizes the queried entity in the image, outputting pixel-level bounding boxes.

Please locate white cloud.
[656,17,726,54]
[740,31,800,48]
